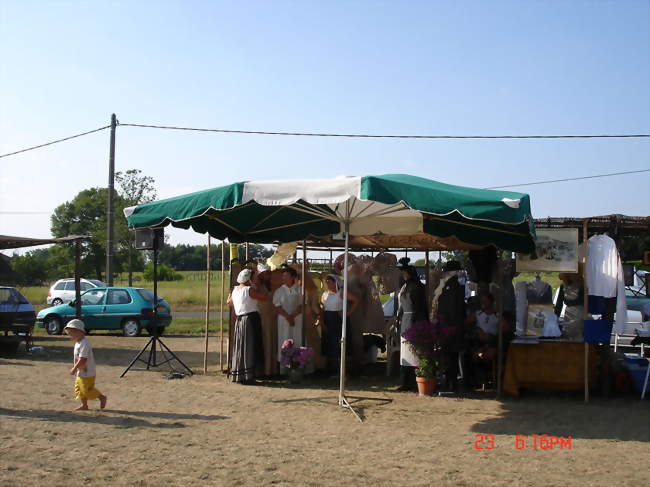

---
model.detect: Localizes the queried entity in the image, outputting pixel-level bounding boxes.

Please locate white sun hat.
[64,319,86,333]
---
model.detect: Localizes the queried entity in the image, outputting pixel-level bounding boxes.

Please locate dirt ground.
[1,335,649,487]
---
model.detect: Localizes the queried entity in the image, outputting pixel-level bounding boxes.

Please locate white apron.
[273,284,303,360]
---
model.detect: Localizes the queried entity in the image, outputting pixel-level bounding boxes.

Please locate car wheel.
[122,319,141,337]
[44,316,63,335]
[52,298,63,306]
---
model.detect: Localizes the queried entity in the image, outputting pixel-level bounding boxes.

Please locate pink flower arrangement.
[280,339,313,369]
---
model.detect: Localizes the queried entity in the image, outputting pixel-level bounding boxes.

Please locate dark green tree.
[51,187,129,280]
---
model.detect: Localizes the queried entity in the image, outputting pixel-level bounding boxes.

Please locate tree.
[115,169,158,285]
[51,187,129,280]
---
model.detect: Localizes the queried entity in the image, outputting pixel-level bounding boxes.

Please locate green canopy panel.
[124,174,536,253]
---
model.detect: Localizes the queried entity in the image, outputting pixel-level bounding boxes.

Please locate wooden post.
[74,239,81,318]
[496,262,504,398]
[203,235,211,374]
[106,113,117,286]
[220,241,225,371]
[301,240,307,347]
[583,220,590,403]
[245,242,250,261]
[424,250,430,298]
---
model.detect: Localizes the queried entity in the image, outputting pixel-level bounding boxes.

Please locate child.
[64,319,107,411]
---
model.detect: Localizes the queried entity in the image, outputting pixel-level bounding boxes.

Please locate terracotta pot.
[416,377,437,396]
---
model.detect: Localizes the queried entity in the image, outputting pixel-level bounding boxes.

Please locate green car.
[36,287,172,337]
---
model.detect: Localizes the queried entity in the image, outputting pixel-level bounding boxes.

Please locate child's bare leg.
[74,399,89,411]
[99,394,107,409]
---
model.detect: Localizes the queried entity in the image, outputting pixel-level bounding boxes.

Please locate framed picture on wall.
[516,228,579,273]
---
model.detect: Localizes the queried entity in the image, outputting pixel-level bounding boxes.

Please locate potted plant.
[415,357,438,396]
[402,320,451,396]
[280,339,314,383]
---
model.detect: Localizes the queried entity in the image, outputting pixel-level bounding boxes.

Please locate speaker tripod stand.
[121,232,194,378]
[120,328,193,377]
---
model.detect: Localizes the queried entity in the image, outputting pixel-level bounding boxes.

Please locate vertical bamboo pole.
[220,241,225,371]
[245,242,250,261]
[203,235,211,374]
[583,220,590,403]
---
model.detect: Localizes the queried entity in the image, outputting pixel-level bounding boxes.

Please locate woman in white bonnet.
[227,268,268,384]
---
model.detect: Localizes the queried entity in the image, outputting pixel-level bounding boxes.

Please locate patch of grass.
[166,317,229,336]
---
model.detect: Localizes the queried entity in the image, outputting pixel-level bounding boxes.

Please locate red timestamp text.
[473,434,572,450]
[515,434,572,450]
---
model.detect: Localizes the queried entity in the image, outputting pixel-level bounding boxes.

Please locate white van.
[46,278,106,305]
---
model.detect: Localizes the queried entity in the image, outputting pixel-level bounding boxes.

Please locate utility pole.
[106,113,117,286]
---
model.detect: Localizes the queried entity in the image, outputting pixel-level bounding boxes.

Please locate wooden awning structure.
[534,215,649,238]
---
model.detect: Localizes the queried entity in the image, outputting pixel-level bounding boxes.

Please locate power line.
[0,125,110,159]
[121,122,650,140]
[485,168,650,189]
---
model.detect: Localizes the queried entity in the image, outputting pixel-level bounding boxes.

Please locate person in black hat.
[395,258,428,391]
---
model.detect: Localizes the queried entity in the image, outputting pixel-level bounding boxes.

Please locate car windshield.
[0,288,28,305]
[88,280,106,287]
[137,289,163,302]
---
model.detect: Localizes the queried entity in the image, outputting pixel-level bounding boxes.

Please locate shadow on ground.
[0,407,228,429]
[471,391,650,442]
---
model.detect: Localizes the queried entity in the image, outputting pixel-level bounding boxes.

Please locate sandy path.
[0,335,648,486]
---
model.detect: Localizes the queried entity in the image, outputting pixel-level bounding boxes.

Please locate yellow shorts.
[74,376,102,401]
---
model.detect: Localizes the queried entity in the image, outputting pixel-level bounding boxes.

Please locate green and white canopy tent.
[125,174,536,408]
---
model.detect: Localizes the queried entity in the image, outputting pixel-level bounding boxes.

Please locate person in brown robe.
[255,263,278,376]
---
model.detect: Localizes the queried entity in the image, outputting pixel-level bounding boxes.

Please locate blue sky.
[1,0,648,249]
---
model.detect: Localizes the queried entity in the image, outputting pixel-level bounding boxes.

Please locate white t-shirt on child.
[74,337,96,377]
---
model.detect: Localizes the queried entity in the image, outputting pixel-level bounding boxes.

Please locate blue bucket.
[583,319,613,344]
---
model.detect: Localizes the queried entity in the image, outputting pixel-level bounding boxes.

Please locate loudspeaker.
[135,228,164,250]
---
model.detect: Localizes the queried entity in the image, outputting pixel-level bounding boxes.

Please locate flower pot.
[416,377,437,396]
[288,368,304,384]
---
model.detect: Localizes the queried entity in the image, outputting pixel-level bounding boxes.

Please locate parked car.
[0,286,36,354]
[36,287,172,337]
[47,278,106,305]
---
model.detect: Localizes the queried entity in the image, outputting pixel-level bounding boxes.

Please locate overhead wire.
[485,168,650,189]
[119,122,650,140]
[0,125,110,159]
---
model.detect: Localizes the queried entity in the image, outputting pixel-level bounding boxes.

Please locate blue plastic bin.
[583,319,613,344]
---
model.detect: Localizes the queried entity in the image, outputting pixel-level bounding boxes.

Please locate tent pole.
[203,235,211,374]
[583,220,590,403]
[220,241,225,371]
[339,214,350,406]
[301,240,307,347]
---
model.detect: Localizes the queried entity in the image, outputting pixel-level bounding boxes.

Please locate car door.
[101,289,135,330]
[63,281,76,302]
[78,289,107,328]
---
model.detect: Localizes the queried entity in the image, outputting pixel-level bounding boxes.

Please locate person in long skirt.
[273,267,303,373]
[396,259,428,391]
[227,268,267,384]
